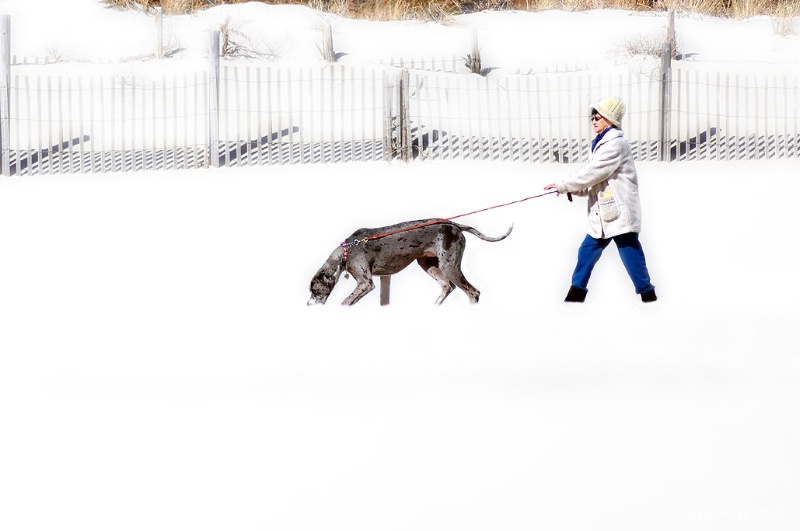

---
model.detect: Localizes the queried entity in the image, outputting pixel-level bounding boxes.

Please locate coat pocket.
[598,191,620,222]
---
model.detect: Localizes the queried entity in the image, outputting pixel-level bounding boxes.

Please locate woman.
[544,97,657,303]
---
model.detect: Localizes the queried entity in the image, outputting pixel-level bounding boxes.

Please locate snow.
[1,2,799,531]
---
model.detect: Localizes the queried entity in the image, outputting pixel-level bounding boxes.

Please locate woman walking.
[544,97,657,303]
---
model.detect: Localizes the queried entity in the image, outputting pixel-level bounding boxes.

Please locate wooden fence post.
[383,73,393,161]
[666,9,675,57]
[658,10,675,162]
[321,22,335,62]
[465,28,482,75]
[399,68,410,162]
[658,42,672,162]
[0,15,10,176]
[386,69,408,162]
[155,7,164,59]
[209,30,220,168]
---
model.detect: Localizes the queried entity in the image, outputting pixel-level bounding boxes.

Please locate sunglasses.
[591,115,604,122]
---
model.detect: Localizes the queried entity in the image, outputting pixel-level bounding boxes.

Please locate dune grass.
[106,0,800,20]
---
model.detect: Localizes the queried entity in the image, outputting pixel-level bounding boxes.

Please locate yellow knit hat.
[592,97,626,128]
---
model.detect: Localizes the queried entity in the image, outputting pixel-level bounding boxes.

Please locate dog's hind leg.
[436,235,481,304]
[417,256,455,304]
[445,269,480,303]
[438,256,480,303]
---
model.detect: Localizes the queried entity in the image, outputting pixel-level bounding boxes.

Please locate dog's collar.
[341,238,368,263]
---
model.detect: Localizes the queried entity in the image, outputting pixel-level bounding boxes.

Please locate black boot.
[641,289,657,303]
[564,286,587,303]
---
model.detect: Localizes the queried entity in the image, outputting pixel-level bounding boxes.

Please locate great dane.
[308,219,512,306]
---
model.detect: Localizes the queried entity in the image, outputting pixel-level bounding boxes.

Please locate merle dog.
[308,219,512,306]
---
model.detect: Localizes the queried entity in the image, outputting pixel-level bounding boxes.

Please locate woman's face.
[591,113,608,134]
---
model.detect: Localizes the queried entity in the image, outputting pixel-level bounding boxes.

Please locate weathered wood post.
[0,15,11,176]
[155,7,164,59]
[465,28,482,75]
[321,21,335,62]
[658,10,675,162]
[666,9,675,56]
[399,68,410,162]
[658,42,672,162]
[383,74,393,161]
[209,30,221,168]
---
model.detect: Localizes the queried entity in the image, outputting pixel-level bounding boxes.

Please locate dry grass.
[306,0,466,21]
[105,0,800,19]
[522,0,645,11]
[107,0,466,18]
[621,32,674,56]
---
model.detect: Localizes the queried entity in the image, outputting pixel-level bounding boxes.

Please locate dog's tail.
[458,223,513,242]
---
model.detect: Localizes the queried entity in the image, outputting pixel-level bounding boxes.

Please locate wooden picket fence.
[2,26,800,176]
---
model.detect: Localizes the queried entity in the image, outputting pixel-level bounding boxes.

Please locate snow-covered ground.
[1,2,799,531]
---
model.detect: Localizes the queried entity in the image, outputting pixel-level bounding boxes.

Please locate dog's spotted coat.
[308,219,512,306]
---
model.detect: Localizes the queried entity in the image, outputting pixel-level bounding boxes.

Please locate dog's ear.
[308,262,342,305]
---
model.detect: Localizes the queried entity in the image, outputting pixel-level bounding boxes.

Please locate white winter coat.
[555,128,642,239]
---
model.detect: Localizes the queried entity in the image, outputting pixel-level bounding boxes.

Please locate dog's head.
[307,249,344,305]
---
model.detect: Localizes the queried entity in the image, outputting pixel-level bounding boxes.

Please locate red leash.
[342,189,565,257]
[437,189,563,223]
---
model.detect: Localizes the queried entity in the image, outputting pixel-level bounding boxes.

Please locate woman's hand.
[544,183,572,202]
[544,183,559,195]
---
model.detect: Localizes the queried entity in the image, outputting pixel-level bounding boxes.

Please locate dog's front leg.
[342,268,375,306]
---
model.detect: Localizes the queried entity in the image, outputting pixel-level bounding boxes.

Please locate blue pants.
[571,232,655,294]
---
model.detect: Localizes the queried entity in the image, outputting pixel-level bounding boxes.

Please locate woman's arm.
[556,138,624,194]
